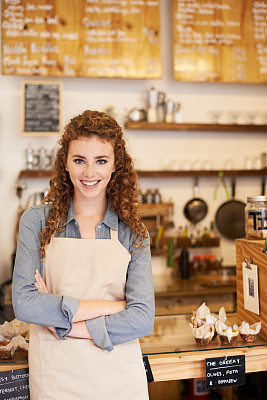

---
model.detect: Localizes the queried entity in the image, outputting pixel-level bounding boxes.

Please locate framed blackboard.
[22,81,62,135]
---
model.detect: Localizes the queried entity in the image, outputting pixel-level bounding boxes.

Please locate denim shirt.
[12,200,155,351]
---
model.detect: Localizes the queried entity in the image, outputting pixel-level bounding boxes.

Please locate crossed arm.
[34,269,126,339]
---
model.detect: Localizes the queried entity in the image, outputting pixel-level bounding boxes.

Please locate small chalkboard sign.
[206,355,245,390]
[143,356,154,383]
[22,81,62,135]
[0,368,29,399]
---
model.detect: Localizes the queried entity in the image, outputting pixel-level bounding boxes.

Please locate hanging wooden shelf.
[125,121,267,132]
[18,169,267,180]
[137,169,267,178]
[19,170,52,179]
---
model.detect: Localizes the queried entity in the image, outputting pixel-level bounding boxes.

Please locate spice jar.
[245,196,267,239]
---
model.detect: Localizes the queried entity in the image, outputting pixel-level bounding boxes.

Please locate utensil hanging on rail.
[215,177,246,240]
[183,177,208,224]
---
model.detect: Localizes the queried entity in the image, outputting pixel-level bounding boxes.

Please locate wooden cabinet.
[236,238,267,340]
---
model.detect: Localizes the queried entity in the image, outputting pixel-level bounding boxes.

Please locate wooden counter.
[153,274,236,315]
[140,314,267,382]
[1,315,267,384]
[0,362,27,373]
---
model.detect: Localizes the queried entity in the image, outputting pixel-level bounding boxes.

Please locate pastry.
[0,319,30,359]
[239,321,261,343]
[216,321,239,344]
[189,322,215,345]
[0,340,16,359]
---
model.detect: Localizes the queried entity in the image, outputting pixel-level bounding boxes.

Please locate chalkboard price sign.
[0,368,29,400]
[22,81,62,135]
[206,355,245,390]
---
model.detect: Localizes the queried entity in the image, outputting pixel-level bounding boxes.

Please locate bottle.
[145,189,153,204]
[198,254,206,271]
[209,221,216,238]
[177,226,184,239]
[192,255,199,274]
[153,189,161,204]
[167,237,173,267]
[201,227,209,247]
[25,145,36,170]
[180,248,189,279]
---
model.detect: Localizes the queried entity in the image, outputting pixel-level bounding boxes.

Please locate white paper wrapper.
[218,307,227,323]
[239,321,261,335]
[190,302,217,328]
[0,319,29,340]
[11,335,28,350]
[216,320,239,343]
[189,322,215,340]
[195,302,210,319]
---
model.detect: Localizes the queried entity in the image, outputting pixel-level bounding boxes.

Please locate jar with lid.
[245,196,267,239]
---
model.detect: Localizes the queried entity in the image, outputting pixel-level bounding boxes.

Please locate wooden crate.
[236,239,267,340]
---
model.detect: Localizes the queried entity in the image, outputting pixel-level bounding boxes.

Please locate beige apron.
[29,229,149,400]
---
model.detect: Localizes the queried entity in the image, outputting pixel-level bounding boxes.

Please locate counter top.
[153,274,236,297]
[2,314,266,382]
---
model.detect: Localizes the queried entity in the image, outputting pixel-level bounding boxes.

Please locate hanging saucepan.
[184,177,208,224]
[215,177,246,240]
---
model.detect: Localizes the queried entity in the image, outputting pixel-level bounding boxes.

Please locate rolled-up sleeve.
[86,233,155,351]
[12,207,80,339]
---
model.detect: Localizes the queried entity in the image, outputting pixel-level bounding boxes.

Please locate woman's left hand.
[34,269,49,293]
[34,269,56,334]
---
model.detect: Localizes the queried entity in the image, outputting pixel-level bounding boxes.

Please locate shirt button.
[98,225,101,229]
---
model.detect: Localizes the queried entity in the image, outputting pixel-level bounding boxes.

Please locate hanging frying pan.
[184,177,208,224]
[215,177,246,240]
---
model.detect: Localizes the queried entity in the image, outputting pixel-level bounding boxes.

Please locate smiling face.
[65,136,115,205]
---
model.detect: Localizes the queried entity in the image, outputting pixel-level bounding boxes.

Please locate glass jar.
[245,196,267,239]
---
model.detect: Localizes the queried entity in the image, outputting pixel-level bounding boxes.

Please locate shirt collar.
[62,197,119,230]
[102,206,119,230]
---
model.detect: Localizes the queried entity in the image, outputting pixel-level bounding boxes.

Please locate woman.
[12,110,155,399]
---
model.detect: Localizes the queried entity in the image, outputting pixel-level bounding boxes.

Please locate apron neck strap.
[110,228,118,240]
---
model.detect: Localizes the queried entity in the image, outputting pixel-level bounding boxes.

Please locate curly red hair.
[40,110,147,259]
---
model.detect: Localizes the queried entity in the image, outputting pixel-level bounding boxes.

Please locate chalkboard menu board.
[1,0,161,79]
[22,81,62,135]
[206,355,245,389]
[0,368,29,399]
[173,0,267,83]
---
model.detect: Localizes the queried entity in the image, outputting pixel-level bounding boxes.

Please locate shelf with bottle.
[176,222,220,249]
[171,222,221,279]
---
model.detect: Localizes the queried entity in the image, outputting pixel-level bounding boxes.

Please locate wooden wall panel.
[236,239,267,341]
[1,0,161,78]
[173,0,267,83]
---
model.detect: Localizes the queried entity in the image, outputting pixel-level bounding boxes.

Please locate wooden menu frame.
[172,0,267,83]
[21,81,62,135]
[2,0,161,79]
